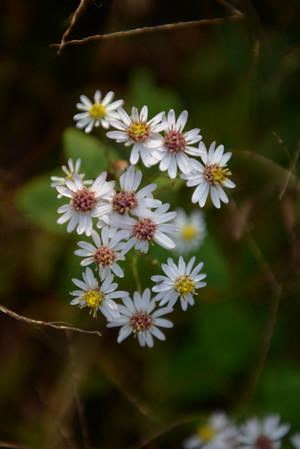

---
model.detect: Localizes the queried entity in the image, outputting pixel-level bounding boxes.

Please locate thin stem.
[131,253,142,294]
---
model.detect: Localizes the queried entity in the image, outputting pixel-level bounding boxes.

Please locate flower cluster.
[183,412,295,449]
[51,89,237,346]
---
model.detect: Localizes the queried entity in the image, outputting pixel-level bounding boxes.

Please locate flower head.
[151,109,202,179]
[107,288,173,347]
[172,208,207,254]
[56,172,115,236]
[105,203,177,254]
[238,415,290,449]
[152,256,206,311]
[51,158,92,198]
[182,141,236,209]
[74,228,128,278]
[183,411,238,449]
[106,106,166,167]
[73,90,124,133]
[291,433,300,449]
[70,267,128,320]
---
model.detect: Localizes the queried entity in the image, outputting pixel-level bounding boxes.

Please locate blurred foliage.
[1,0,300,448]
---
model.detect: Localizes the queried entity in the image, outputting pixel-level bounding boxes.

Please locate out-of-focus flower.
[107,288,173,347]
[151,109,202,179]
[70,267,128,319]
[56,172,114,236]
[182,141,235,209]
[183,411,238,449]
[291,433,300,449]
[172,208,207,254]
[238,415,290,449]
[106,106,166,167]
[152,256,206,311]
[73,90,124,133]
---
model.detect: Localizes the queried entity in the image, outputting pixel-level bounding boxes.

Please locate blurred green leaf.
[14,173,65,235]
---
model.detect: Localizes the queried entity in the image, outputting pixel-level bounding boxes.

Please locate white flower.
[172,208,207,254]
[106,106,166,167]
[238,415,290,449]
[150,109,202,179]
[151,256,206,311]
[56,172,115,236]
[70,267,128,320]
[74,228,128,278]
[104,203,177,254]
[97,165,162,229]
[181,141,236,209]
[291,433,300,449]
[183,411,238,449]
[50,158,92,198]
[107,288,173,347]
[73,90,124,133]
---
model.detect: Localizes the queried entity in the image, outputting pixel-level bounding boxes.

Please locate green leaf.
[14,173,65,235]
[62,127,118,178]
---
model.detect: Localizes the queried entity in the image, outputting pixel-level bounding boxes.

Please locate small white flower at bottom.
[238,415,290,449]
[73,90,124,133]
[152,256,206,311]
[291,433,300,449]
[70,267,128,320]
[183,411,238,449]
[172,208,207,255]
[181,141,236,209]
[107,288,173,347]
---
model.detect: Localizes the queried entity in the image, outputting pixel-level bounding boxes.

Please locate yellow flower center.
[174,275,196,298]
[89,103,106,119]
[197,424,216,443]
[180,223,198,241]
[83,289,104,318]
[126,120,151,143]
[204,163,231,186]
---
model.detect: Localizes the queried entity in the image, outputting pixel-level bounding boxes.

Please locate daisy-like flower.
[105,203,177,254]
[73,90,124,133]
[152,256,206,311]
[74,228,128,278]
[183,411,238,449]
[70,267,128,320]
[97,165,162,227]
[106,106,166,167]
[56,172,115,236]
[172,208,207,255]
[107,288,173,347]
[238,415,290,449]
[290,433,300,449]
[50,158,92,198]
[181,141,236,209]
[150,109,202,179]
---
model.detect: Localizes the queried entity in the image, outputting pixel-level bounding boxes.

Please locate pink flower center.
[255,435,273,449]
[93,245,117,267]
[203,163,231,187]
[113,190,138,215]
[130,312,153,333]
[132,218,157,242]
[163,130,186,153]
[126,120,151,143]
[72,188,99,213]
